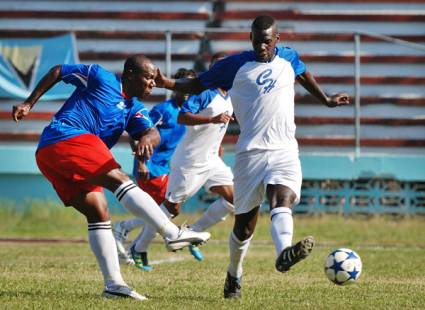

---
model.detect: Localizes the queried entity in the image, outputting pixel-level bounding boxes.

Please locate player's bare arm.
[155,68,206,94]
[12,65,62,122]
[135,127,160,161]
[178,111,233,125]
[296,71,350,108]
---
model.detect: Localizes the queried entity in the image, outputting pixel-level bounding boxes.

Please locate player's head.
[122,54,157,100]
[250,15,279,63]
[209,51,228,69]
[172,68,197,105]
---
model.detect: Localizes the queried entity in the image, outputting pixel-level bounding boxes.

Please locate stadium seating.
[0,0,424,152]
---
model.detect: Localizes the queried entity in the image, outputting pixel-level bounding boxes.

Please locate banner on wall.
[0,33,79,101]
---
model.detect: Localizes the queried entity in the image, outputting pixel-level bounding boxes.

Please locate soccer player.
[112,68,198,267]
[11,55,210,301]
[130,52,235,270]
[154,15,350,299]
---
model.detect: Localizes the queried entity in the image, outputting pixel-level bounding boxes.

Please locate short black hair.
[123,54,151,74]
[173,68,196,79]
[251,15,276,31]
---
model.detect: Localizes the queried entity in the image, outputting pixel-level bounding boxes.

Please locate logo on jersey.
[134,110,150,122]
[116,101,126,110]
[256,69,276,94]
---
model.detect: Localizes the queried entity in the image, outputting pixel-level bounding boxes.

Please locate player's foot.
[130,244,153,271]
[112,221,131,264]
[103,284,147,301]
[188,244,204,261]
[275,236,315,273]
[165,225,210,252]
[223,272,241,299]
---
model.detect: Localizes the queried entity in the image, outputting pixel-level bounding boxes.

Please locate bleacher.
[0,0,424,213]
[0,0,424,153]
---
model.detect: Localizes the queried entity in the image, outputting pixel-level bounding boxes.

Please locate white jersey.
[199,46,306,154]
[170,88,233,170]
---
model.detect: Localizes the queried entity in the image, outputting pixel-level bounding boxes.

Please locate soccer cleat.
[130,244,153,271]
[275,236,315,273]
[223,272,241,299]
[188,244,204,261]
[164,225,210,252]
[103,284,147,301]
[112,221,132,264]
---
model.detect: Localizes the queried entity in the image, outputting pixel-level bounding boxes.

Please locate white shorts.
[233,149,302,215]
[166,157,233,204]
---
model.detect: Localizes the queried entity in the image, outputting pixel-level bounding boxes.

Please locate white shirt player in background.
[131,52,236,268]
[155,15,350,299]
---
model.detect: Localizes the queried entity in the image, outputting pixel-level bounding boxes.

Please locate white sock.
[88,221,126,287]
[114,181,178,239]
[191,198,234,232]
[135,203,173,252]
[121,218,144,232]
[270,207,293,256]
[228,231,252,279]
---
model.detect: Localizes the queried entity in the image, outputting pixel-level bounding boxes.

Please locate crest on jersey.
[134,110,150,121]
[256,68,276,94]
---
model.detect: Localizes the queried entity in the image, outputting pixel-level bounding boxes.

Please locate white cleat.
[164,225,211,252]
[103,284,147,301]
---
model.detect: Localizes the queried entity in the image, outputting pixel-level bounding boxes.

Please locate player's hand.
[154,68,168,89]
[12,102,32,123]
[135,136,155,161]
[137,161,150,181]
[210,112,234,124]
[326,93,350,108]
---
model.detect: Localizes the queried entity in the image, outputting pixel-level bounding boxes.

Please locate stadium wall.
[0,145,424,215]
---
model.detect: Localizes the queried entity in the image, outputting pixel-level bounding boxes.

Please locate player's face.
[251,26,279,62]
[133,62,156,99]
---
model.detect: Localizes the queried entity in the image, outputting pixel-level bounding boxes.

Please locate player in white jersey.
[130,53,236,267]
[154,15,350,299]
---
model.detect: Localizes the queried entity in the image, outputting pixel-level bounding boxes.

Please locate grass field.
[0,202,424,309]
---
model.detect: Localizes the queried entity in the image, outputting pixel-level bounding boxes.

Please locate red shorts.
[137,174,168,205]
[36,134,120,205]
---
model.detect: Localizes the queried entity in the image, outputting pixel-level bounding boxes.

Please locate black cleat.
[224,272,241,299]
[275,236,315,273]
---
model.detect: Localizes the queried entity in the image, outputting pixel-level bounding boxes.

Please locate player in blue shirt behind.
[12,55,210,301]
[112,68,199,268]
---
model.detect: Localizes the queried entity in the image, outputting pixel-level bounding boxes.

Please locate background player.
[11,55,210,301]
[112,68,197,267]
[130,52,235,270]
[153,15,350,299]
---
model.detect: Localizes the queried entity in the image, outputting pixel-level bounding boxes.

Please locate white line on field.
[149,256,187,265]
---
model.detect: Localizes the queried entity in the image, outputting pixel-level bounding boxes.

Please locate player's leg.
[130,199,180,270]
[89,168,210,251]
[224,206,259,299]
[70,190,146,300]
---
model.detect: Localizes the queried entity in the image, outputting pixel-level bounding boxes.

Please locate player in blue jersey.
[132,52,235,270]
[12,55,210,301]
[154,15,350,299]
[111,68,199,267]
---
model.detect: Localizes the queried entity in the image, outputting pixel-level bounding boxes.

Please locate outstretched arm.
[12,65,62,122]
[296,71,350,107]
[155,68,206,95]
[178,111,234,126]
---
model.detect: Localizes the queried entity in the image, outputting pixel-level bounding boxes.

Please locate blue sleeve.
[60,64,96,88]
[277,47,306,76]
[180,90,215,114]
[149,105,163,126]
[126,101,154,139]
[198,52,254,91]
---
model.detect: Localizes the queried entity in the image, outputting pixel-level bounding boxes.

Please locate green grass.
[0,202,424,309]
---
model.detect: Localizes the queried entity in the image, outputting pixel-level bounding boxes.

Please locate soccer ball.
[324,248,362,285]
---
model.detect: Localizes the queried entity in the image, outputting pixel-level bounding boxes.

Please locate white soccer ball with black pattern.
[324,248,362,285]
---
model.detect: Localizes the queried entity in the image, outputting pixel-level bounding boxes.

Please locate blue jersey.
[133,98,186,178]
[37,64,153,150]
